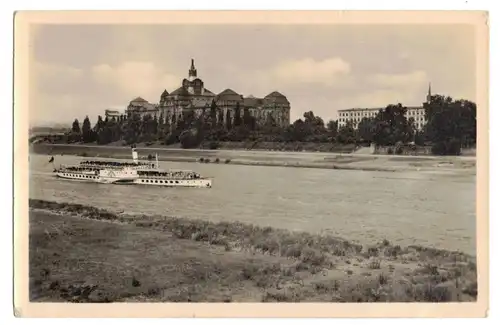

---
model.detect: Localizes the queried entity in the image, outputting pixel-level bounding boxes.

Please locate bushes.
[179,130,203,149]
[208,141,219,150]
[431,139,462,156]
[164,134,178,145]
[395,142,404,155]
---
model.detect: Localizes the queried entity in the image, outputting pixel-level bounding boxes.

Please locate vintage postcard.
[14,10,489,317]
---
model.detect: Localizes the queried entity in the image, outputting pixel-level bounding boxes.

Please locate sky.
[29,24,476,127]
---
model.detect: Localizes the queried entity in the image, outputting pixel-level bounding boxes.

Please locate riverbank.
[30,143,476,174]
[29,199,477,303]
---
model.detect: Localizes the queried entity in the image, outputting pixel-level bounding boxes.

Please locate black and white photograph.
[14,10,489,317]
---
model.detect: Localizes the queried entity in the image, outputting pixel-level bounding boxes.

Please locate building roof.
[131,96,148,103]
[338,107,382,112]
[161,89,169,97]
[128,101,157,111]
[203,89,215,96]
[216,88,243,101]
[170,86,190,96]
[264,91,290,105]
[243,96,264,107]
[338,106,424,112]
[265,91,286,98]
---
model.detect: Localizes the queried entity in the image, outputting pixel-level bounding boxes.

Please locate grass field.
[29,199,478,303]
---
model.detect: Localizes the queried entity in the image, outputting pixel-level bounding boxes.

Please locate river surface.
[28,154,477,255]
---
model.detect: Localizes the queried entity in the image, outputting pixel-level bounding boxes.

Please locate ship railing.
[139,172,202,179]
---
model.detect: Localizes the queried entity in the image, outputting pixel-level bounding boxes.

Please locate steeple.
[188,58,197,79]
[427,82,432,102]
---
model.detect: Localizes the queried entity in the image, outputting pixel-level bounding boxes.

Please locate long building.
[125,59,291,128]
[337,85,432,131]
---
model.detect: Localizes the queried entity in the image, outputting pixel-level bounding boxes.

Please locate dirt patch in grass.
[28,199,478,302]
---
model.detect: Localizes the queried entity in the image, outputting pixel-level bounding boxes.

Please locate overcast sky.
[30,24,476,127]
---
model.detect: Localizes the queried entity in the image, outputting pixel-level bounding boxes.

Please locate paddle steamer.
[52,147,212,188]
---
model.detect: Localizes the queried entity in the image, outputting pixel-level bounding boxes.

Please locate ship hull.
[133,178,212,188]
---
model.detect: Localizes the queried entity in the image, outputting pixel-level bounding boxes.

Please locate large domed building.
[125,59,291,128]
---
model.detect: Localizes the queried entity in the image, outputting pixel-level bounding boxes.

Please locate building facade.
[337,85,432,131]
[124,59,291,128]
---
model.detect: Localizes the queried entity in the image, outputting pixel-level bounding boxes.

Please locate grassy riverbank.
[29,199,478,303]
[30,143,476,174]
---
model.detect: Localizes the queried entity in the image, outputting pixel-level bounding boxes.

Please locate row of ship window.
[62,174,98,179]
[140,179,184,184]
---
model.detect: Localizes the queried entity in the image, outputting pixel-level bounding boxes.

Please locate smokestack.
[132,148,139,164]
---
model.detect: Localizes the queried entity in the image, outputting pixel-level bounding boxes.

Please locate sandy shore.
[31,143,476,174]
[29,199,477,303]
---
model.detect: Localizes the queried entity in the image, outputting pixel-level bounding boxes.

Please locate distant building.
[104,109,123,119]
[337,84,432,131]
[125,97,158,118]
[125,59,291,128]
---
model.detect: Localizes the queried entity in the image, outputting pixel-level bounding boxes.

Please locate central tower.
[188,58,197,81]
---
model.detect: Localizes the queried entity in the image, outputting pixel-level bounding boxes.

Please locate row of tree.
[68,94,476,155]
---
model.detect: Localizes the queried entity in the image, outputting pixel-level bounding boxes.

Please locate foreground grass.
[29,199,478,303]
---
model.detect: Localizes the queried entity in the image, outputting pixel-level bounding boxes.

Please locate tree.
[243,107,252,128]
[72,119,81,134]
[326,120,338,140]
[82,116,94,143]
[124,113,141,145]
[372,104,413,146]
[234,102,242,127]
[171,114,177,129]
[152,114,159,138]
[179,127,204,149]
[97,118,113,145]
[157,112,165,140]
[69,119,82,142]
[423,95,476,155]
[94,115,105,134]
[356,117,375,143]
[284,119,308,142]
[302,111,327,141]
[225,110,232,130]
[217,108,224,128]
[337,120,356,144]
[209,100,218,129]
[140,114,154,142]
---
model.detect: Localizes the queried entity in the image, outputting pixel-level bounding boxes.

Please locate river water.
[28,153,477,255]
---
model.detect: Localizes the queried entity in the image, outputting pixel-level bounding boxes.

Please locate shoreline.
[30,143,476,174]
[28,199,477,303]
